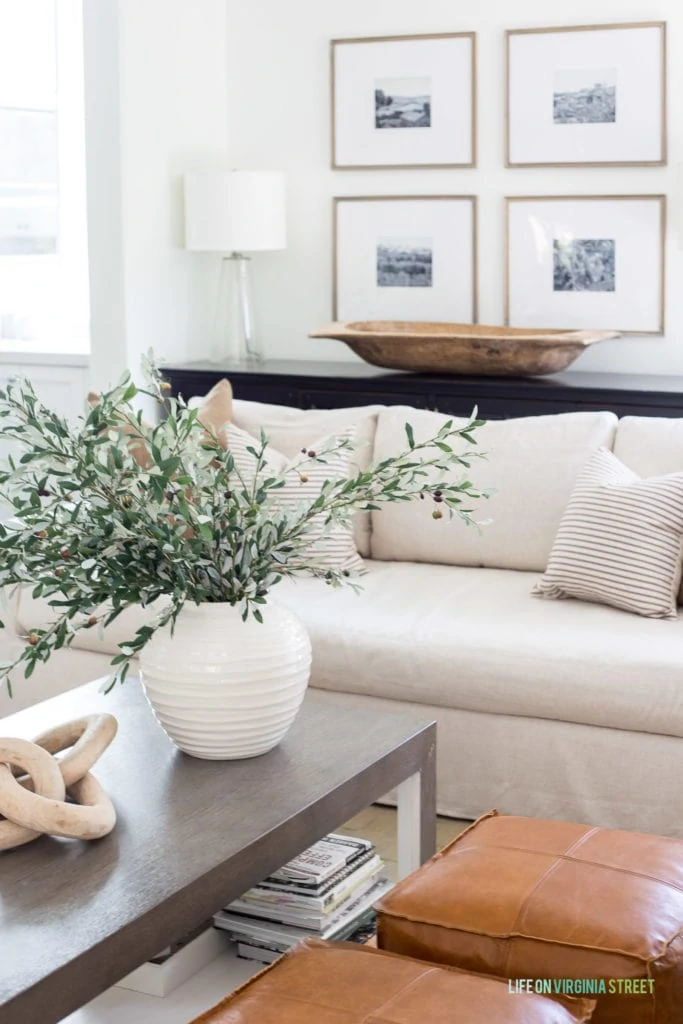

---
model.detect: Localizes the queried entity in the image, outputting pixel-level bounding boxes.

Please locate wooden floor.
[338,805,470,881]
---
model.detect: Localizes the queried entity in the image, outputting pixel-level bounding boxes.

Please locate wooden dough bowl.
[309,321,620,377]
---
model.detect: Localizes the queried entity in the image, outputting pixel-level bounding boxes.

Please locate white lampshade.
[184,170,286,253]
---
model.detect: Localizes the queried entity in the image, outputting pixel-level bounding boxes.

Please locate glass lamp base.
[208,253,262,365]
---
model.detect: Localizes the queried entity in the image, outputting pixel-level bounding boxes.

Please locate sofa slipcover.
[273,561,683,739]
[15,561,683,739]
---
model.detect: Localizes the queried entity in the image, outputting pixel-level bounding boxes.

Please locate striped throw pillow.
[226,423,365,575]
[533,448,683,619]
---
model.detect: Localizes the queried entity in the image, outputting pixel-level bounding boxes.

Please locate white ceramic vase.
[139,601,312,760]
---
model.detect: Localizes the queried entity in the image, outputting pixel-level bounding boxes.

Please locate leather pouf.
[375,810,683,1024]
[190,937,594,1023]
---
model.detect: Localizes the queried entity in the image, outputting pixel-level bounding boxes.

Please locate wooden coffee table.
[0,679,436,1024]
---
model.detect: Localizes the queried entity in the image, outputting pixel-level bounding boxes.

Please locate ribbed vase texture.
[139,601,312,759]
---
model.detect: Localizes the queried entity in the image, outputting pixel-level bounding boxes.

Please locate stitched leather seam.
[502,828,600,977]
[435,840,683,896]
[653,923,683,963]
[381,915,658,961]
[404,809,499,870]
[358,967,441,1024]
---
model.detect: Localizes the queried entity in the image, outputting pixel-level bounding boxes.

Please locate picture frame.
[506,22,667,167]
[334,195,478,323]
[505,195,666,336]
[331,33,476,169]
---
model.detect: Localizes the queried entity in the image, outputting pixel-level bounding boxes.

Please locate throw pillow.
[533,448,683,619]
[87,377,233,464]
[226,423,365,576]
[230,399,383,559]
[195,378,233,449]
[86,392,153,469]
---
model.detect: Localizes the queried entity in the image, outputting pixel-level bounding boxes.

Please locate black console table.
[163,359,683,421]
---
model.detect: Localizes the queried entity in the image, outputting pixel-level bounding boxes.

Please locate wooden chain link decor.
[0,714,118,851]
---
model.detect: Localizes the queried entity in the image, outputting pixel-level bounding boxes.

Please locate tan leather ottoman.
[375,810,683,1024]
[190,937,594,1023]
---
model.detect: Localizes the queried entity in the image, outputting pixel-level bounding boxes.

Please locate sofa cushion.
[270,560,683,739]
[534,448,683,618]
[231,400,383,557]
[370,407,618,571]
[614,416,683,477]
[615,415,683,604]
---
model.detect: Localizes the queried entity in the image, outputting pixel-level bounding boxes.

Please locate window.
[0,0,89,353]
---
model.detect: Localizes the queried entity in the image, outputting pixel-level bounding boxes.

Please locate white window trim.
[0,0,90,359]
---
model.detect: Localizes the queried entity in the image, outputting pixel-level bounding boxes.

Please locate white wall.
[83,0,230,392]
[225,0,683,375]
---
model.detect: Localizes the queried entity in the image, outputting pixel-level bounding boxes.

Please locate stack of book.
[214,833,391,963]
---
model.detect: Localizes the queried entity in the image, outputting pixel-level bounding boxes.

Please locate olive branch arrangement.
[0,355,490,694]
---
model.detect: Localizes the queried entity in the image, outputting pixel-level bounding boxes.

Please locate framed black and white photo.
[331,33,476,169]
[506,196,666,335]
[506,22,667,167]
[334,196,477,322]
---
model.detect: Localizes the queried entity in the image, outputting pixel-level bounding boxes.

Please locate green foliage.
[0,354,490,693]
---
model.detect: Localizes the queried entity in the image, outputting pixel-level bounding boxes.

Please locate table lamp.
[184,170,286,363]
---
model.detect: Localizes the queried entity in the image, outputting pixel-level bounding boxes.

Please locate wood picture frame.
[333,195,478,323]
[505,195,666,336]
[331,32,477,169]
[506,22,667,167]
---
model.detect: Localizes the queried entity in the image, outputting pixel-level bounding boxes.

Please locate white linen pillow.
[226,423,365,576]
[230,401,383,558]
[533,448,683,619]
[370,407,618,572]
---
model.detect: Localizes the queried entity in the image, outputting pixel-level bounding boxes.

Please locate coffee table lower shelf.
[65,938,261,1024]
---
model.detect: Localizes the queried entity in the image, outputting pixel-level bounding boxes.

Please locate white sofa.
[3,400,683,838]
